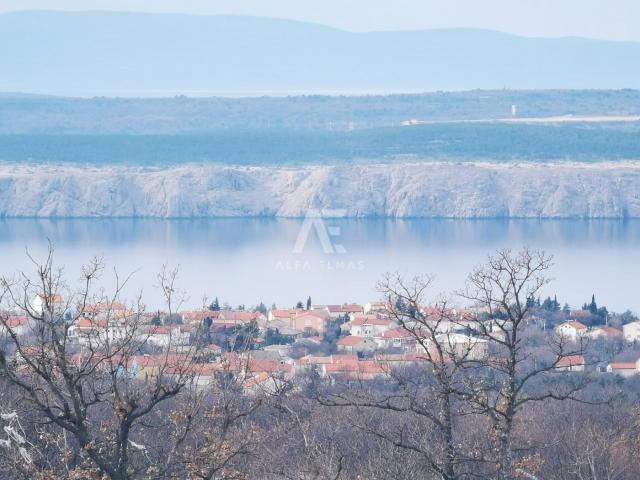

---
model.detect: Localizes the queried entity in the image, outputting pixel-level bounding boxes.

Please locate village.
[3,292,640,394]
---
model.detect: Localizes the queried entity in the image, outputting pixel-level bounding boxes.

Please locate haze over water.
[0,218,637,313]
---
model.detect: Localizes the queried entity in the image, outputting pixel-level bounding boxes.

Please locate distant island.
[1,11,640,95]
[2,161,640,218]
[1,89,640,218]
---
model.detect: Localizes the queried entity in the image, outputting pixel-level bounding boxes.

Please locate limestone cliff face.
[1,162,639,218]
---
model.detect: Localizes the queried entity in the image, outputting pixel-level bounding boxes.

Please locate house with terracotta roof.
[555,320,588,341]
[32,293,66,316]
[554,355,585,372]
[349,315,395,337]
[324,304,364,318]
[69,317,132,346]
[216,310,266,325]
[79,302,127,320]
[268,309,329,335]
[268,309,300,322]
[336,335,377,354]
[144,324,191,348]
[363,301,387,315]
[0,315,30,337]
[321,359,387,381]
[288,312,324,335]
[588,326,623,341]
[379,327,417,350]
[182,309,221,324]
[606,361,639,377]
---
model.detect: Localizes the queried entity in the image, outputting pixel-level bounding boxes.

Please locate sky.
[1,0,639,42]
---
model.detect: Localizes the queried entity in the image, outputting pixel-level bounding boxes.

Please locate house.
[416,306,479,332]
[182,310,221,324]
[269,309,329,335]
[268,309,301,322]
[290,312,327,335]
[32,294,66,316]
[606,362,639,377]
[623,321,640,343]
[349,316,395,337]
[364,302,387,315]
[336,335,377,354]
[380,327,417,350]
[69,317,132,345]
[79,302,127,320]
[555,321,588,341]
[0,315,30,337]
[144,325,191,348]
[271,326,304,340]
[433,333,488,361]
[588,326,623,341]
[374,352,422,367]
[555,355,585,372]
[321,359,387,381]
[325,304,364,319]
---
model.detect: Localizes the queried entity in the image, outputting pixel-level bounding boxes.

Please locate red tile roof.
[565,320,588,330]
[331,354,359,364]
[592,326,623,337]
[557,355,585,368]
[337,335,366,347]
[609,362,637,370]
[5,315,29,327]
[328,304,363,313]
[351,316,392,326]
[382,327,413,339]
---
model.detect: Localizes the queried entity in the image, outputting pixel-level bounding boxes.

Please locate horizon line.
[2,9,639,44]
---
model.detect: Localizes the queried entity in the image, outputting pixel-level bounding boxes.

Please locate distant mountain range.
[2,11,640,96]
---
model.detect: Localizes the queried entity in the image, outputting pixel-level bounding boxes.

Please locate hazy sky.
[1,0,639,41]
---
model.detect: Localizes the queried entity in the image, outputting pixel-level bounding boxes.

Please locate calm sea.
[0,218,637,313]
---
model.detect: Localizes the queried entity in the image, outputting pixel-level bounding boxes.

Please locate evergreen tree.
[395,296,406,313]
[296,301,304,309]
[589,294,598,314]
[542,296,554,311]
[306,296,312,310]
[257,302,268,315]
[209,297,220,311]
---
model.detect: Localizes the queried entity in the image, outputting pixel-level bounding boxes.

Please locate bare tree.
[458,248,589,480]
[316,273,488,480]
[0,246,199,479]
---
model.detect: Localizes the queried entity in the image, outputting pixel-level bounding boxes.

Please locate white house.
[555,320,588,341]
[364,302,387,315]
[606,361,639,377]
[431,333,488,361]
[555,355,585,372]
[349,316,395,337]
[69,318,132,346]
[623,321,640,343]
[379,327,417,350]
[336,335,377,354]
[32,294,66,317]
[145,325,191,348]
